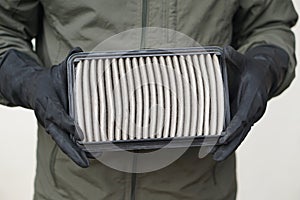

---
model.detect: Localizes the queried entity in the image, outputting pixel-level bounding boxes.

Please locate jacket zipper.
[130,154,138,200]
[130,1,148,199]
[140,0,148,49]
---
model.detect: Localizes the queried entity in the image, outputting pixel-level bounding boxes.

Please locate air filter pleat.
[179,56,191,137]
[112,58,122,140]
[172,56,184,137]
[97,59,107,141]
[213,54,225,134]
[139,57,150,139]
[152,57,164,138]
[186,55,198,137]
[205,54,217,135]
[132,58,143,139]
[159,56,171,138]
[192,55,205,136]
[146,57,157,139]
[118,58,129,140]
[104,59,115,141]
[90,59,100,142]
[73,51,226,143]
[198,55,210,136]
[82,60,93,142]
[125,58,135,140]
[74,61,86,141]
[166,56,177,138]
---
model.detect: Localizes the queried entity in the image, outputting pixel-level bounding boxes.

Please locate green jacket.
[0,0,297,200]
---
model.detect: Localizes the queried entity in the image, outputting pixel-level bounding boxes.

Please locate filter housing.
[67,47,230,153]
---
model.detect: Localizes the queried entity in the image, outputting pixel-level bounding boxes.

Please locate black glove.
[213,45,290,161]
[0,48,89,168]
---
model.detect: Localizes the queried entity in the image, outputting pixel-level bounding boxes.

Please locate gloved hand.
[213,45,290,161]
[0,48,89,168]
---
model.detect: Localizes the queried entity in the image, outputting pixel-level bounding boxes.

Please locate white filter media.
[73,53,225,142]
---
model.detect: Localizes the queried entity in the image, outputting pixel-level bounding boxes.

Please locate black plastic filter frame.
[67,46,230,152]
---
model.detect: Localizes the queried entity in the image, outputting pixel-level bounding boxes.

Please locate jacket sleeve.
[232,0,298,96]
[0,0,42,105]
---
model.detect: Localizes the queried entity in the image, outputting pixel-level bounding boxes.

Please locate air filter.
[67,47,230,152]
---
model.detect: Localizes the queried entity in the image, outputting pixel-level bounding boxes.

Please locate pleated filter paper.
[67,47,230,152]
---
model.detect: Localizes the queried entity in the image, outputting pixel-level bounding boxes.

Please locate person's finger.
[35,97,83,141]
[68,47,83,57]
[46,123,89,168]
[213,125,251,161]
[44,99,74,131]
[219,114,246,144]
[34,98,88,167]
[61,47,83,69]
[44,98,84,140]
[61,47,83,65]
[220,100,251,144]
[220,83,260,144]
[52,47,84,109]
[224,46,245,70]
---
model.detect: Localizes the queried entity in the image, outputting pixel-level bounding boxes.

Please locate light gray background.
[0,1,300,199]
